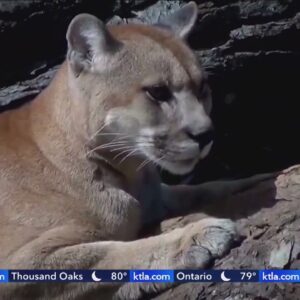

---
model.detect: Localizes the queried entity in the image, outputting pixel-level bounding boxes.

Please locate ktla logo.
[0,270,8,283]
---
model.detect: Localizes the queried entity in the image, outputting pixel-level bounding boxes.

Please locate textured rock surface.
[1,1,300,299]
[155,165,300,299]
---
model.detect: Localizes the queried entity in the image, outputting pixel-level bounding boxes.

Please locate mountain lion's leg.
[2,218,237,300]
[161,173,276,217]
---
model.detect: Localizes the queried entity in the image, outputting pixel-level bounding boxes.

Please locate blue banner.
[174,270,258,282]
[0,269,299,283]
[2,270,129,283]
[0,270,8,283]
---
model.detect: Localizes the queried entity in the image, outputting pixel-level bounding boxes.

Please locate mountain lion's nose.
[186,128,215,149]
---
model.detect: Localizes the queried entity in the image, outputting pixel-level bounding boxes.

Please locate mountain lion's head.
[66,2,213,175]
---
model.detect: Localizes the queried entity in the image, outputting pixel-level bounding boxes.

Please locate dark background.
[1,0,300,184]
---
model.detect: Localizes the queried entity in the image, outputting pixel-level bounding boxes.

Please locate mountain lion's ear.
[66,14,122,76]
[156,2,198,39]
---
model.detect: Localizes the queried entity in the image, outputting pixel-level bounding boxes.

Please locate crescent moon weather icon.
[91,271,102,282]
[221,271,231,282]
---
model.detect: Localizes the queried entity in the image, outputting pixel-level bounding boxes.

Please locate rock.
[269,238,294,268]
[155,165,300,299]
[0,66,58,110]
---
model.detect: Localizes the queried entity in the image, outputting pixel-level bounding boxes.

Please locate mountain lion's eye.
[143,85,172,102]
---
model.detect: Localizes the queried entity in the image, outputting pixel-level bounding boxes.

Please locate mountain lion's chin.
[156,157,199,175]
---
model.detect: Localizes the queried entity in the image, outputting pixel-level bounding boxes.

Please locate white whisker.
[137,158,152,172]
[119,149,140,164]
[97,142,128,149]
[86,142,127,155]
[110,145,136,152]
[113,148,136,160]
[89,123,107,141]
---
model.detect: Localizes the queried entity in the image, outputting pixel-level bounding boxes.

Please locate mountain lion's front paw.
[172,218,239,269]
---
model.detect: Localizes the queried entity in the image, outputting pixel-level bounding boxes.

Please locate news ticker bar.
[1,270,300,283]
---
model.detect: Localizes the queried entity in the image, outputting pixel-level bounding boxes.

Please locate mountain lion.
[0,2,273,299]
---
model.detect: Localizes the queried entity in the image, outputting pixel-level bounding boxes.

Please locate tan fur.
[0,7,271,300]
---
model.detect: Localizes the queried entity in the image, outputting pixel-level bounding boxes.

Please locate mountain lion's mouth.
[164,157,198,164]
[150,142,213,175]
[154,155,199,175]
